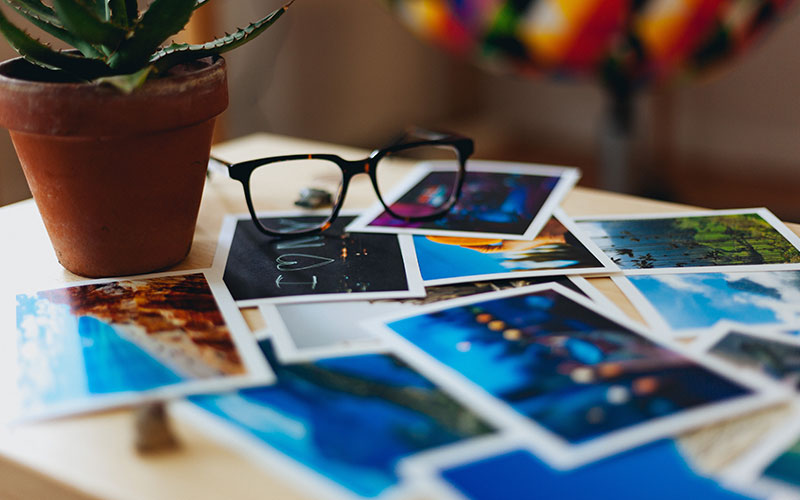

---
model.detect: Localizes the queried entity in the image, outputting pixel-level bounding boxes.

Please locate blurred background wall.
[0,0,798,220]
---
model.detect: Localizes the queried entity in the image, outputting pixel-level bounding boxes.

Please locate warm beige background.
[1,0,799,217]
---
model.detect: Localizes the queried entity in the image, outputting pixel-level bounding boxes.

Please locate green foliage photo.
[0,0,292,90]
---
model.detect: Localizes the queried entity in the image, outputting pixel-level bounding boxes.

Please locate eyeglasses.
[210,129,474,237]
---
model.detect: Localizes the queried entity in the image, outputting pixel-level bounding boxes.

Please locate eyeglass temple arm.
[374,127,470,157]
[207,154,233,179]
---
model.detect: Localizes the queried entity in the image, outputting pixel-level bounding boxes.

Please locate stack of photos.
[15,154,800,499]
[365,284,783,468]
[181,177,800,497]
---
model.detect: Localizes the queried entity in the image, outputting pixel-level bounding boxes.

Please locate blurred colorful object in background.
[383,0,793,89]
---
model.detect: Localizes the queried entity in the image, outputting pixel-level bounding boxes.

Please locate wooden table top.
[0,133,795,500]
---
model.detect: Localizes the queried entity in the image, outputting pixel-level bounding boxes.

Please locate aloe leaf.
[106,0,196,73]
[124,0,137,22]
[5,0,104,57]
[95,65,152,93]
[151,2,291,72]
[4,0,59,25]
[106,0,129,26]
[0,8,111,79]
[51,0,127,47]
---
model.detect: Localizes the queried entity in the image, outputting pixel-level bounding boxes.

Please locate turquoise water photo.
[191,340,492,498]
[15,274,247,418]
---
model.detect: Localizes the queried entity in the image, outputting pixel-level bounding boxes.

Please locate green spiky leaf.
[106,0,196,73]
[105,0,129,26]
[123,0,137,22]
[0,7,111,79]
[95,65,152,93]
[51,0,127,47]
[4,0,103,57]
[4,0,60,25]
[151,2,290,73]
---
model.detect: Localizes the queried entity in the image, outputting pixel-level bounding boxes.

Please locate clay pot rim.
[0,55,224,96]
[0,56,228,136]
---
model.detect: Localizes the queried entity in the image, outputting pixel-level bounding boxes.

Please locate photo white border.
[569,276,627,320]
[692,321,800,355]
[363,282,790,469]
[345,160,581,241]
[720,400,800,498]
[611,275,677,337]
[573,208,800,275]
[13,268,275,422]
[259,302,391,363]
[260,276,613,364]
[417,208,619,286]
[211,210,426,306]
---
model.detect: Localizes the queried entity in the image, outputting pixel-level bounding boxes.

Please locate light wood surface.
[0,133,796,499]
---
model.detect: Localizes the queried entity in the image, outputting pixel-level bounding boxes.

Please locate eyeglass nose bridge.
[339,158,376,178]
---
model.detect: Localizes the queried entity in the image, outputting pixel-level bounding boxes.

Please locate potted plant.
[0,0,291,277]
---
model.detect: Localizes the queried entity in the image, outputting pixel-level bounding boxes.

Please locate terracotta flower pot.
[0,56,228,278]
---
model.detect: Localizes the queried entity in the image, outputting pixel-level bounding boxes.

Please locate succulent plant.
[0,0,292,90]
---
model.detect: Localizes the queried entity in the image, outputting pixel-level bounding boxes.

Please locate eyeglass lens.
[248,158,343,234]
[375,143,462,218]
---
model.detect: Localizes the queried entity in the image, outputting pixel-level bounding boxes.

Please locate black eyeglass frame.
[211,130,474,237]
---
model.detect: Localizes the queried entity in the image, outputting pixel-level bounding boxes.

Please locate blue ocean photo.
[384,288,752,444]
[190,340,491,498]
[441,440,753,500]
[627,271,800,332]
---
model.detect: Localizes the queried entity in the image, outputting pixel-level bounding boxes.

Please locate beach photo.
[413,210,616,285]
[15,272,272,420]
[576,209,800,274]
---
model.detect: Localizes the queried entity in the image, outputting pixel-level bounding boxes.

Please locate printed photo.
[367,284,784,468]
[400,435,745,500]
[264,276,593,362]
[696,326,800,389]
[721,405,800,498]
[616,270,800,336]
[14,271,273,420]
[347,160,580,240]
[214,212,425,306]
[762,436,800,491]
[187,339,494,500]
[576,209,800,274]
[413,209,617,285]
